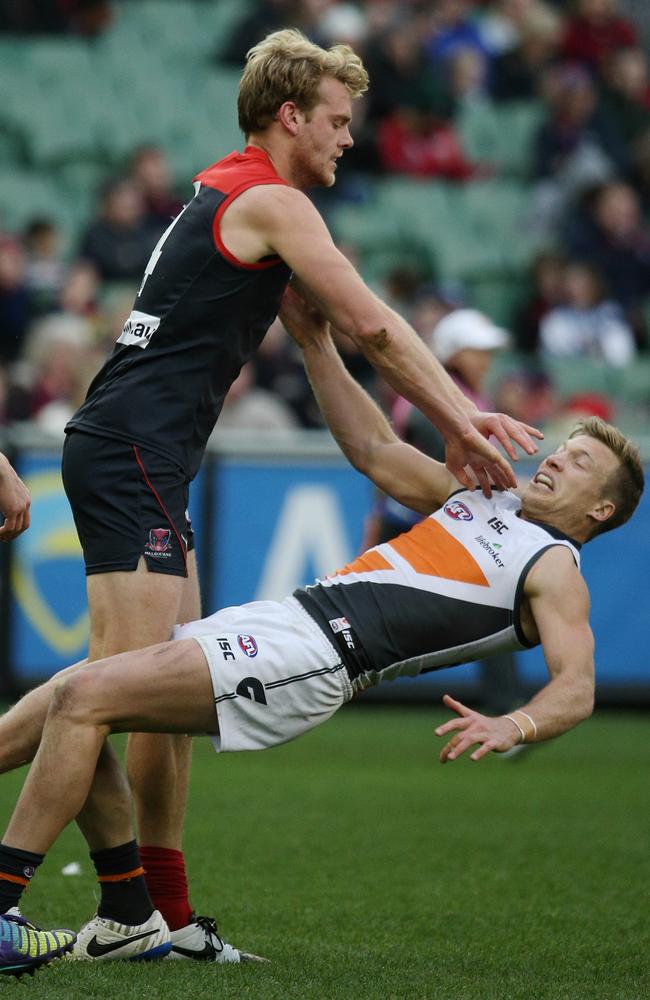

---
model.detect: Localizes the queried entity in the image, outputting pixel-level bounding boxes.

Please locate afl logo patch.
[238,634,258,657]
[444,500,473,521]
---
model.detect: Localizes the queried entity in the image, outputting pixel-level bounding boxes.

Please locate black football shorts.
[62,430,194,577]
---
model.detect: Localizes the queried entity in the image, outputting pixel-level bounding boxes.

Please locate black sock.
[90,841,154,926]
[0,843,44,913]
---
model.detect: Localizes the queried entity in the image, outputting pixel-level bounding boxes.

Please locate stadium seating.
[0,0,648,392]
[457,100,544,178]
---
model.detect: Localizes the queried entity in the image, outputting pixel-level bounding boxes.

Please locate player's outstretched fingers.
[445,733,474,761]
[439,733,463,764]
[473,466,493,499]
[442,694,472,717]
[470,742,495,762]
[435,716,469,738]
[500,416,544,454]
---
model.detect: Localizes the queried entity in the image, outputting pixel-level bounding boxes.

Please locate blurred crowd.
[2,0,650,437]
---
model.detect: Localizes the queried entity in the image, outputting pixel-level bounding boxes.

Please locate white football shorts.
[173,596,352,752]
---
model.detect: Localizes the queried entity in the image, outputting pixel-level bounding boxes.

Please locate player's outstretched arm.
[280,288,458,512]
[244,186,542,496]
[435,547,595,763]
[0,452,30,541]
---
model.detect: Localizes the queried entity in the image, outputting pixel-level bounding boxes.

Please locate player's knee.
[50,669,104,726]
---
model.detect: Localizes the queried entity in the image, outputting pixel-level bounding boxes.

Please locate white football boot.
[72,909,171,960]
[168,914,267,963]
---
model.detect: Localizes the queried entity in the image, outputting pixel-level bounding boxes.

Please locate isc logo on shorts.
[238,634,258,657]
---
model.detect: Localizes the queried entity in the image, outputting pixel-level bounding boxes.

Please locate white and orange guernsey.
[294,489,581,692]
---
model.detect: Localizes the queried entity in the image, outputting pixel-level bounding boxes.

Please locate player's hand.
[470,412,543,462]
[0,454,31,541]
[445,414,543,498]
[435,694,522,763]
[279,286,330,349]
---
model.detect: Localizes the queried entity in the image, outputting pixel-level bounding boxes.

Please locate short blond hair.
[569,417,644,536]
[238,28,368,136]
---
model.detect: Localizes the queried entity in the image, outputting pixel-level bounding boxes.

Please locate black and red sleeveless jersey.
[67,147,292,478]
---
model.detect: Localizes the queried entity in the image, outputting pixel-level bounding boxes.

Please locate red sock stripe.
[0,871,29,887]
[132,446,187,571]
[97,866,146,883]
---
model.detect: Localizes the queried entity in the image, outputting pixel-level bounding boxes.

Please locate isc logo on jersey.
[117,310,161,349]
[444,500,473,521]
[238,634,258,657]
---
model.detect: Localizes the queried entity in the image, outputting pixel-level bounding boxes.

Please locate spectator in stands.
[216,360,298,432]
[425,0,487,68]
[527,62,624,242]
[515,251,567,354]
[630,128,650,217]
[446,45,490,108]
[0,235,29,365]
[78,176,158,284]
[493,369,558,429]
[0,0,111,35]
[561,0,637,78]
[59,260,100,319]
[128,145,184,236]
[539,260,636,366]
[23,218,67,319]
[364,17,444,126]
[220,0,333,65]
[377,102,482,179]
[20,313,97,433]
[317,1,368,53]
[533,62,627,181]
[490,3,564,102]
[566,180,650,340]
[599,46,650,147]
[242,315,321,429]
[382,308,512,514]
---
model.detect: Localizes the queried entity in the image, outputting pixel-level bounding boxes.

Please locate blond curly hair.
[238,28,368,136]
[569,417,644,536]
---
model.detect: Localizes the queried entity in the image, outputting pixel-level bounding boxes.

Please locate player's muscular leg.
[0,659,87,773]
[126,553,201,848]
[3,639,216,854]
[75,555,199,851]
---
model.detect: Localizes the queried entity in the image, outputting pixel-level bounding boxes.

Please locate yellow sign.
[12,470,89,655]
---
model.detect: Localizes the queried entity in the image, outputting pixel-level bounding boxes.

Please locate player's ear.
[589,497,615,526]
[277,101,302,135]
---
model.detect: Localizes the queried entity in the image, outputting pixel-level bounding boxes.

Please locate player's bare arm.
[280,288,458,512]
[436,546,595,763]
[222,185,542,495]
[0,452,31,541]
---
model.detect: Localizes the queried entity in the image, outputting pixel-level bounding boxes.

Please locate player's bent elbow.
[574,680,595,723]
[344,317,393,354]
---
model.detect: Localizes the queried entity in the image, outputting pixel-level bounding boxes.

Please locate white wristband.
[517,710,538,739]
[504,714,525,744]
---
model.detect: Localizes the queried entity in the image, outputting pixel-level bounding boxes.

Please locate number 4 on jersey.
[138,183,199,297]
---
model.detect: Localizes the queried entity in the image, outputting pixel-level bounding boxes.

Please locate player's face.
[293,76,353,188]
[522,434,619,533]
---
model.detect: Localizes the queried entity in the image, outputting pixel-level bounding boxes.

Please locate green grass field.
[0,705,647,999]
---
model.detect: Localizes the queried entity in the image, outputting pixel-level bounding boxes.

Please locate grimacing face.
[521,434,619,536]
[293,76,354,188]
